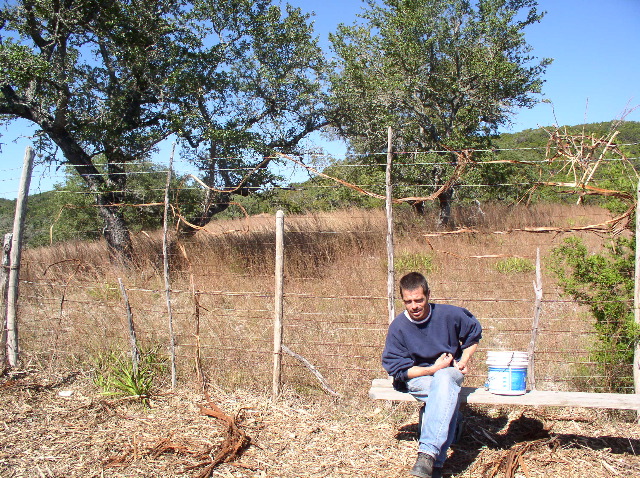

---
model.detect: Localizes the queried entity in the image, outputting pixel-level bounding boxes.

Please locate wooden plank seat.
[369,378,640,410]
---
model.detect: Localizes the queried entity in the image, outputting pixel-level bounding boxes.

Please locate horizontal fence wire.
[1,139,637,397]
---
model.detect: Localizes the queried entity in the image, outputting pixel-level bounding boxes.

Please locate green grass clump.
[494,257,535,274]
[395,252,435,274]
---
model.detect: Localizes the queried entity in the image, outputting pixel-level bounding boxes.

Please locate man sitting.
[382,272,482,478]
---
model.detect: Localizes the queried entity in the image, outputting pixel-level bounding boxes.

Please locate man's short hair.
[399,272,430,296]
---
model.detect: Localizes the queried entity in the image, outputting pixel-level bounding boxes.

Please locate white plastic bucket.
[486,351,528,395]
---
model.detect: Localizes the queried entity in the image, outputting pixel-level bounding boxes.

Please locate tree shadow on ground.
[395,405,640,476]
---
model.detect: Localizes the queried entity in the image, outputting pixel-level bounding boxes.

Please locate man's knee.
[407,375,432,393]
[433,367,464,386]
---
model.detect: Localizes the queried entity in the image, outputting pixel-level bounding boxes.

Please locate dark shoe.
[431,467,443,478]
[410,452,435,478]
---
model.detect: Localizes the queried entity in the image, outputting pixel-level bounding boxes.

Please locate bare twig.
[281,344,341,398]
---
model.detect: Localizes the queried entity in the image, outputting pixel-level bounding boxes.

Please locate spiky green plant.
[93,347,165,404]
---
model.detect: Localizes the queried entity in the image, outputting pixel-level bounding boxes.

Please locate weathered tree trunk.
[98,150,134,264]
[96,197,134,265]
[42,125,136,265]
[431,143,457,229]
[412,201,426,216]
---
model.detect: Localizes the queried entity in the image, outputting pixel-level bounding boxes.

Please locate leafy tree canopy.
[0,0,328,260]
[327,0,551,226]
[329,0,552,152]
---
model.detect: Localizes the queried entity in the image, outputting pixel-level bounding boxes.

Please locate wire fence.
[1,136,638,398]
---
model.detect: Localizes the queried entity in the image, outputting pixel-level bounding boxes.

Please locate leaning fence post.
[1,233,12,364]
[273,210,285,399]
[6,146,34,368]
[386,126,395,324]
[118,278,140,374]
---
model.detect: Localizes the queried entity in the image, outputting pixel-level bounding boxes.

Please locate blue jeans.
[406,367,464,467]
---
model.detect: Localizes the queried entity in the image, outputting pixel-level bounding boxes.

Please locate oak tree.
[0,0,327,261]
[329,0,551,226]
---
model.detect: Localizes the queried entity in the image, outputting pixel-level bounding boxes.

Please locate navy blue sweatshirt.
[382,303,482,389]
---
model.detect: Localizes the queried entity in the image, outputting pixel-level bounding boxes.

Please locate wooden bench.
[369,378,640,410]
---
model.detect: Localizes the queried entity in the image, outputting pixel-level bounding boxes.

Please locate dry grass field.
[2,203,639,477]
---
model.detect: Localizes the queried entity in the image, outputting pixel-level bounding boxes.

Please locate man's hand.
[433,352,454,371]
[406,352,454,379]
[454,360,469,375]
[454,343,478,375]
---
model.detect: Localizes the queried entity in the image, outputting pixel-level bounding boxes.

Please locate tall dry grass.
[14,202,624,396]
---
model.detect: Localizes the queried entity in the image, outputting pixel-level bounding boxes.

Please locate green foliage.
[550,236,639,391]
[329,0,550,150]
[395,252,435,274]
[214,157,387,216]
[174,0,329,229]
[326,0,551,225]
[86,282,121,302]
[0,198,15,234]
[0,0,328,258]
[93,347,166,404]
[267,173,385,215]
[494,257,535,274]
[0,191,75,247]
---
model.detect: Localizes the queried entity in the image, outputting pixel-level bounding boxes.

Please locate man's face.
[401,287,430,321]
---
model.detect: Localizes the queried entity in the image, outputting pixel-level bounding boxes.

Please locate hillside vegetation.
[1,121,638,248]
[3,201,638,477]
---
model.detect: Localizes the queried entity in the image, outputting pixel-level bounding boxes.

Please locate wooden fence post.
[191,274,206,392]
[6,146,34,368]
[386,126,395,324]
[163,144,177,389]
[118,278,140,373]
[527,248,542,390]
[273,210,285,399]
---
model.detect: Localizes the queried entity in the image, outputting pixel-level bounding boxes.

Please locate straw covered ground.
[1,369,639,478]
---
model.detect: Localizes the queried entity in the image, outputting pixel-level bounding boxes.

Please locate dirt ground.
[1,369,639,478]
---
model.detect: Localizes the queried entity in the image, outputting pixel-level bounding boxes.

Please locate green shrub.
[549,236,639,392]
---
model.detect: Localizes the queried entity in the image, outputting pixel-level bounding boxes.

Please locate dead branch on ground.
[188,395,251,478]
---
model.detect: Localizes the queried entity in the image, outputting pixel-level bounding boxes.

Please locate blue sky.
[1,0,638,198]
[296,0,640,130]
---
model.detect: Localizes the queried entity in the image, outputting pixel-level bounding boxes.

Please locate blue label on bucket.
[487,366,527,393]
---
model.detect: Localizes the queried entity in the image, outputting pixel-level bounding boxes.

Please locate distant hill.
[0,198,14,238]
[0,190,61,247]
[258,120,640,215]
[496,120,640,154]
